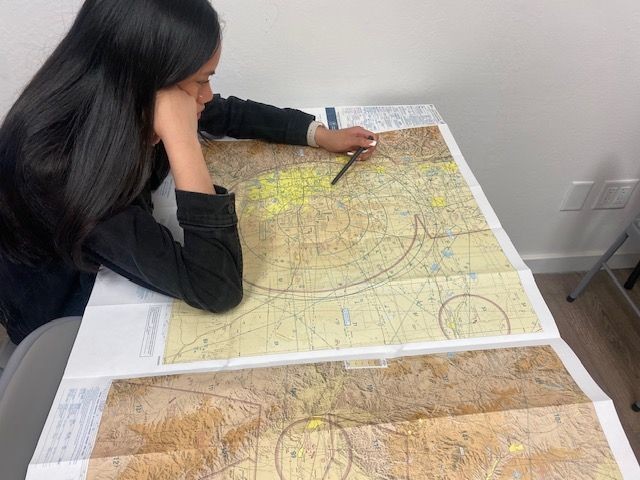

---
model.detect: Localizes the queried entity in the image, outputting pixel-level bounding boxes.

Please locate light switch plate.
[560,181,594,211]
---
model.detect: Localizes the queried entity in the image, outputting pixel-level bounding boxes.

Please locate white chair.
[567,214,640,317]
[0,316,82,480]
[567,215,640,413]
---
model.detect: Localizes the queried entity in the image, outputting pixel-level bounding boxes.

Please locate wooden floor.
[0,270,639,462]
[535,269,640,461]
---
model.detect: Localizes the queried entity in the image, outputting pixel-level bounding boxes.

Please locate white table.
[23,105,640,479]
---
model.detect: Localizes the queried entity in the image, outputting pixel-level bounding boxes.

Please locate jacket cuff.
[175,185,237,228]
[306,120,325,147]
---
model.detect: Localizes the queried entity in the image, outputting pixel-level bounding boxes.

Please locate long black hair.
[0,0,220,269]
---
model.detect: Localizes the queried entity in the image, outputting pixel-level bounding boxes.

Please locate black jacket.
[0,96,314,344]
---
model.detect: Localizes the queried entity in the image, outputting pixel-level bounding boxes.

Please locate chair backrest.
[0,316,82,480]
[0,336,17,371]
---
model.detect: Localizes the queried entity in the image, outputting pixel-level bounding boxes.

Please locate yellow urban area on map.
[164,126,542,363]
[87,346,621,479]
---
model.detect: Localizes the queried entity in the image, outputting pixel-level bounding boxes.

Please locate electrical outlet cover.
[593,179,639,209]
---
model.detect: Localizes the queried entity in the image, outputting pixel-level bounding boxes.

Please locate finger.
[358,140,379,161]
[358,150,374,161]
[355,137,377,149]
[350,126,377,140]
[344,135,376,151]
[347,148,368,157]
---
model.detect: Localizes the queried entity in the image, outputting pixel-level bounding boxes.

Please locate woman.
[0,0,378,344]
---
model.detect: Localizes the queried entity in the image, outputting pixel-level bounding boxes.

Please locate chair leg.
[623,259,640,290]
[567,230,629,302]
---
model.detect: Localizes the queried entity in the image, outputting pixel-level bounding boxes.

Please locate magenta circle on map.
[438,294,511,339]
[274,417,352,480]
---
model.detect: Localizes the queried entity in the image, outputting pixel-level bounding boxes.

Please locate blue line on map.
[342,308,351,326]
[326,107,339,130]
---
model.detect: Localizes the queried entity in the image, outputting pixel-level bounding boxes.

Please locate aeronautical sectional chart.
[25,106,639,479]
[85,346,625,479]
[164,125,543,364]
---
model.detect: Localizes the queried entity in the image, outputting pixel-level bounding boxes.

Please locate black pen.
[331,136,374,185]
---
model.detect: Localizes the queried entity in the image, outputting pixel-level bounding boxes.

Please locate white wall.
[2,0,640,272]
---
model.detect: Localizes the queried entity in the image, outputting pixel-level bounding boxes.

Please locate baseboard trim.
[522,252,640,274]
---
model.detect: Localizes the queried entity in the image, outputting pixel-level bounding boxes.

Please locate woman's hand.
[153,86,199,146]
[153,86,214,194]
[315,126,379,161]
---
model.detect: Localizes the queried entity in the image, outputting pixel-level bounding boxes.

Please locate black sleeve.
[198,95,315,145]
[84,186,243,312]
